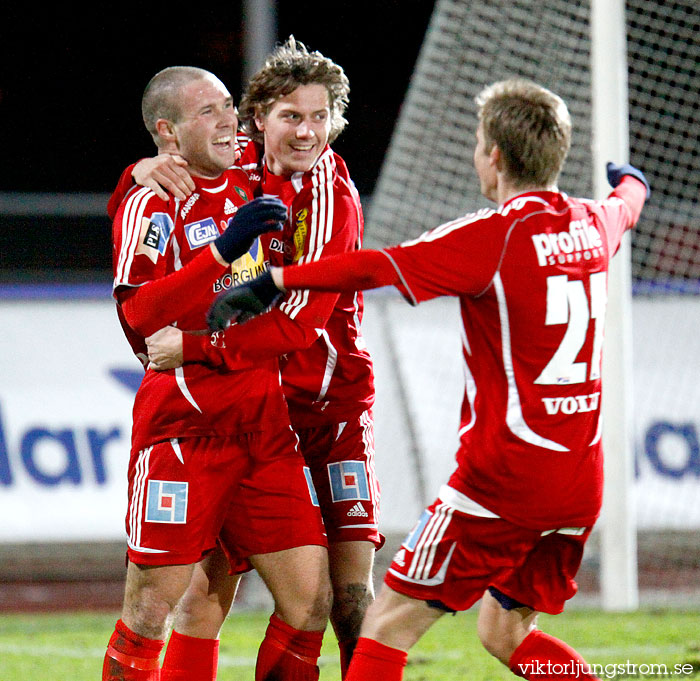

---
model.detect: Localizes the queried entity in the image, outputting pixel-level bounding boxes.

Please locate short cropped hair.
[141,66,215,144]
[240,36,350,144]
[476,79,572,188]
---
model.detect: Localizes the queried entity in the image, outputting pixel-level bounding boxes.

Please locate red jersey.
[112,169,290,452]
[383,190,639,529]
[190,142,375,426]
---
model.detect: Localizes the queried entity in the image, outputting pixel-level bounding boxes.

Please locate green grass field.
[0,608,698,680]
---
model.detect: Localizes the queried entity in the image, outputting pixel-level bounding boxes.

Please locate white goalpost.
[591,0,639,611]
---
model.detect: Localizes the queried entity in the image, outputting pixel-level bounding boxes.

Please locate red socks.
[161,630,219,681]
[103,619,165,681]
[255,614,324,681]
[509,630,600,680]
[344,637,408,681]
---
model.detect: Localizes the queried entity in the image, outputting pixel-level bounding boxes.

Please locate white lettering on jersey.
[135,212,174,263]
[185,217,219,249]
[535,273,607,385]
[542,392,601,415]
[531,218,603,266]
[180,192,201,221]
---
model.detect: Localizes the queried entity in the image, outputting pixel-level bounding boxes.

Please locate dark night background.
[0,2,436,278]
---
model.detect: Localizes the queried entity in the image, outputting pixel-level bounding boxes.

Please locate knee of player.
[278,579,333,631]
[122,598,175,641]
[477,589,537,664]
[176,589,229,631]
[477,620,514,663]
[330,581,374,638]
[331,581,374,617]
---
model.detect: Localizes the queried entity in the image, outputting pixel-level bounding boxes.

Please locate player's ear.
[490,143,502,170]
[254,115,265,133]
[156,118,177,144]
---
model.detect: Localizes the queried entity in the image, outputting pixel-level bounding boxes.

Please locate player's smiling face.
[171,76,238,178]
[256,83,331,177]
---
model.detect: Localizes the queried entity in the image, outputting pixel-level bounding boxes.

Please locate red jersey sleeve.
[384,211,506,304]
[107,162,139,220]
[112,187,226,337]
[596,175,648,256]
[182,307,321,369]
[280,249,398,292]
[119,249,226,337]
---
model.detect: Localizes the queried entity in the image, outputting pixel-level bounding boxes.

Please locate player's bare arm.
[270,267,286,291]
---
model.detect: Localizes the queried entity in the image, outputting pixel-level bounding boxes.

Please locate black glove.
[214,197,287,263]
[207,270,282,331]
[606,162,650,199]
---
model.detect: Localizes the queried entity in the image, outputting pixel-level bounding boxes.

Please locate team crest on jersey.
[234,186,248,201]
[185,217,219,249]
[145,480,188,523]
[293,208,309,262]
[328,461,370,502]
[137,213,174,263]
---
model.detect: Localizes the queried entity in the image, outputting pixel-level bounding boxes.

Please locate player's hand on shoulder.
[132,153,195,202]
[207,270,282,331]
[606,161,650,198]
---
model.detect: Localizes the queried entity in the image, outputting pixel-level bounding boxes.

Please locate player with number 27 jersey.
[384,188,638,530]
[275,177,646,532]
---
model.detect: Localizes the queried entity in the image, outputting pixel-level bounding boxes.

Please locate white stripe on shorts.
[407,502,454,580]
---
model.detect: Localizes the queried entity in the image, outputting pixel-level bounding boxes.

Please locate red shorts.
[384,491,591,615]
[219,432,328,569]
[126,425,325,567]
[295,410,383,548]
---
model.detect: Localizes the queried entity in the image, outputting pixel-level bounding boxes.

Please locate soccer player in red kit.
[112,39,379,680]
[209,79,650,681]
[104,66,331,681]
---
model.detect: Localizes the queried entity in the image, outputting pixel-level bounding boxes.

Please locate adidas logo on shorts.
[347,502,368,518]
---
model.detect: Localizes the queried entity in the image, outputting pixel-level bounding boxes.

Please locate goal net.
[364,0,700,606]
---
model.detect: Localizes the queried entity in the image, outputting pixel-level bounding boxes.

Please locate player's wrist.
[270,267,286,291]
[210,243,229,267]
